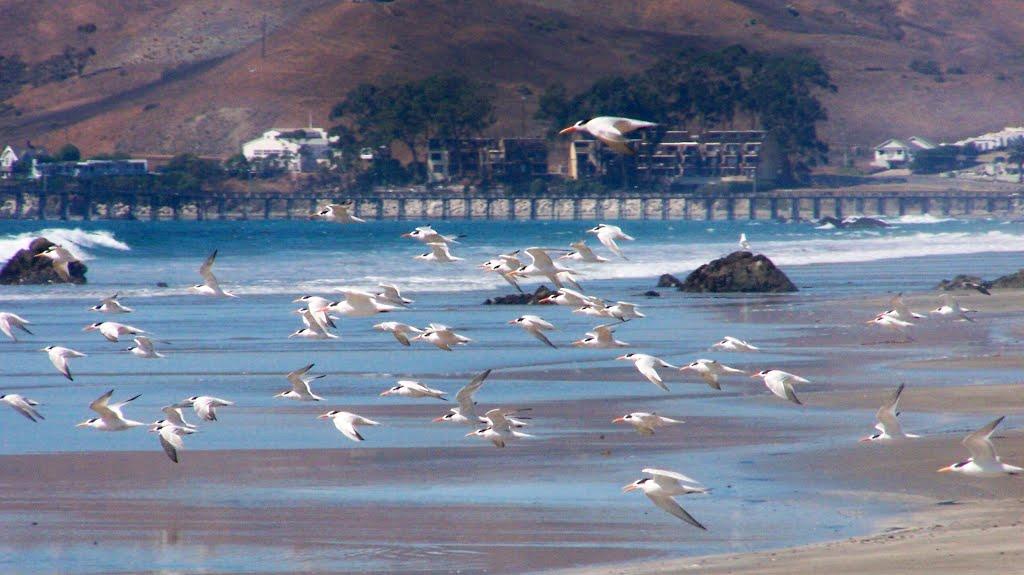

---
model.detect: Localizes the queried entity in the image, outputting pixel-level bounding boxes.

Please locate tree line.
[536,45,834,184]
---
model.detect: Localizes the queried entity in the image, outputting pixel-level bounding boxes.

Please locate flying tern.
[616,353,678,391]
[0,312,32,342]
[559,116,657,156]
[316,203,365,224]
[587,224,634,259]
[508,315,557,348]
[90,293,133,314]
[373,321,423,346]
[751,369,808,405]
[191,250,237,297]
[572,323,630,348]
[33,244,78,282]
[938,416,1022,477]
[413,324,471,351]
[127,336,166,358]
[612,412,682,436]
[711,336,759,352]
[318,410,380,442]
[623,468,708,530]
[275,363,326,401]
[680,359,746,390]
[76,389,144,431]
[0,393,44,422]
[433,369,493,425]
[861,383,919,442]
[176,396,234,422]
[415,242,463,263]
[42,345,85,380]
[560,240,609,263]
[381,380,447,400]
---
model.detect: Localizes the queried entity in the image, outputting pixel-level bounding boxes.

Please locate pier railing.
[0,187,1020,221]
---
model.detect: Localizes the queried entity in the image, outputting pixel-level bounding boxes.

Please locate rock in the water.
[484,285,554,305]
[936,274,989,291]
[990,270,1024,289]
[657,274,683,288]
[0,237,87,285]
[818,216,890,229]
[642,290,661,297]
[680,251,796,293]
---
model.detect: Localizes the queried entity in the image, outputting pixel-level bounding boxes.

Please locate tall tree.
[1007,136,1024,183]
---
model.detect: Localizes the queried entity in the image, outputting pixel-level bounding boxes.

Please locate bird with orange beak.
[937,416,1022,477]
[559,116,657,155]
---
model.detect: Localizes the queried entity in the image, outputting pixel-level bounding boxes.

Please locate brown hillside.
[1,0,1023,161]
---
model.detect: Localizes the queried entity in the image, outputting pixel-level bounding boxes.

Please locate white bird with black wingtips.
[376,283,413,307]
[711,336,759,352]
[381,380,447,400]
[622,468,708,530]
[76,389,144,431]
[560,240,609,263]
[0,393,44,422]
[616,353,678,391]
[416,242,463,263]
[751,369,808,405]
[150,421,196,463]
[34,244,78,282]
[680,359,746,390]
[587,223,634,259]
[317,203,365,224]
[861,383,919,443]
[42,345,85,380]
[275,363,325,401]
[83,321,146,343]
[0,312,32,342]
[612,412,682,436]
[318,410,380,442]
[413,324,471,351]
[373,321,423,346]
[938,416,1022,477]
[433,369,492,425]
[127,336,166,359]
[508,315,557,348]
[176,396,234,422]
[572,323,629,349]
[190,250,237,297]
[90,293,133,314]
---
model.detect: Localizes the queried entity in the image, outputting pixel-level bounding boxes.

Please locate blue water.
[0,216,1022,574]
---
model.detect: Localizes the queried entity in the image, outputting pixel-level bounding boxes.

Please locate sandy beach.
[547,289,1024,575]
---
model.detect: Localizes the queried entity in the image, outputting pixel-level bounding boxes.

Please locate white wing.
[646,494,707,530]
[963,416,1004,466]
[644,468,702,485]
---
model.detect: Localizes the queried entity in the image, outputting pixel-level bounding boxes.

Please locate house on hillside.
[952,126,1024,152]
[1,143,49,179]
[241,128,339,173]
[871,136,935,169]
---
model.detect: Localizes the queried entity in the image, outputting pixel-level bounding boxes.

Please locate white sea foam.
[877,214,957,225]
[0,228,130,262]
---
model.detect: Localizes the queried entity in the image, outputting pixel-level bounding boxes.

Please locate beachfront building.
[35,159,149,179]
[1,143,49,179]
[241,128,339,173]
[951,126,1024,152]
[568,129,775,183]
[427,138,548,183]
[871,136,936,169]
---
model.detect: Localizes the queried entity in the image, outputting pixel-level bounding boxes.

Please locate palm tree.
[1007,136,1024,183]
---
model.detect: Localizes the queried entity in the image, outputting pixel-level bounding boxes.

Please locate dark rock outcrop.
[0,237,87,285]
[679,251,797,293]
[818,216,890,229]
[990,270,1024,289]
[657,273,683,288]
[642,290,661,297]
[484,285,554,305]
[936,274,988,291]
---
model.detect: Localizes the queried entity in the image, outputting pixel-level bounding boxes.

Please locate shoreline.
[543,289,1024,575]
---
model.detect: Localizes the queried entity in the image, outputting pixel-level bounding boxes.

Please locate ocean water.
[0,216,1022,574]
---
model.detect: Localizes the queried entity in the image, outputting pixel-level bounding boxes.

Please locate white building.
[241,128,339,173]
[952,126,1024,152]
[871,137,936,169]
[1,144,48,178]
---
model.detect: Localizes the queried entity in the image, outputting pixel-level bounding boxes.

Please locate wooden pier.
[0,188,1020,221]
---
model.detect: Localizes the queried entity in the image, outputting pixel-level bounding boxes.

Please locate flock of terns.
[4,221,1020,532]
[1,187,1022,531]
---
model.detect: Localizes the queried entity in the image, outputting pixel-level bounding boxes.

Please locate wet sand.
[550,289,1024,575]
[7,287,1024,574]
